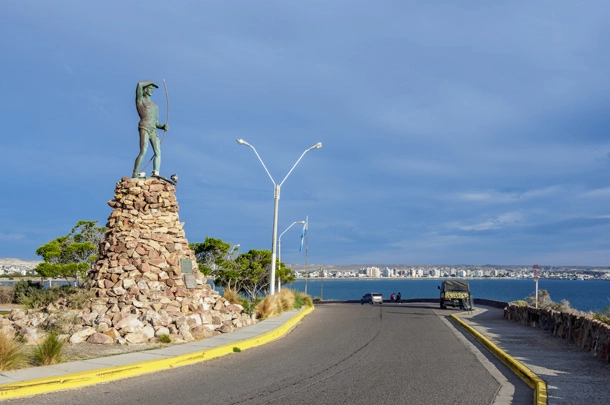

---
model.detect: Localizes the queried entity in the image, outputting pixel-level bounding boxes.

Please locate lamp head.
[236,138,249,146]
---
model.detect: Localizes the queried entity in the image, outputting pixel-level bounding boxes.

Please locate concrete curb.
[451,313,548,405]
[0,306,315,400]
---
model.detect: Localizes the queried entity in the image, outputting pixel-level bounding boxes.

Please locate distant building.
[429,268,441,277]
[360,266,381,278]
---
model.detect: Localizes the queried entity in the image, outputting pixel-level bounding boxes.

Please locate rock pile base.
[1,177,254,345]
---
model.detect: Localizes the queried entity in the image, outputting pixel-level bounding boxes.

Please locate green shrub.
[12,280,44,303]
[525,289,573,312]
[159,334,172,344]
[57,286,94,309]
[240,296,260,317]
[15,284,93,310]
[33,332,64,366]
[592,307,610,325]
[16,288,52,309]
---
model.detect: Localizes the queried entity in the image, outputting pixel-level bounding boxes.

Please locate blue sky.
[1,1,609,266]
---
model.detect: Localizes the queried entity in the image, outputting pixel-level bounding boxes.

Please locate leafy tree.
[34,220,106,286]
[189,237,231,276]
[232,249,272,300]
[276,261,296,286]
[190,237,296,300]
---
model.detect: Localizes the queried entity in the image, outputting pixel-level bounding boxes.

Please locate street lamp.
[277,220,306,292]
[236,139,322,295]
[229,244,240,260]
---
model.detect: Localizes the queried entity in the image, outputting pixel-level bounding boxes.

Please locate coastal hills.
[0,258,42,266]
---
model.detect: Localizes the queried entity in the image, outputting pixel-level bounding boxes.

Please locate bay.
[287,278,610,313]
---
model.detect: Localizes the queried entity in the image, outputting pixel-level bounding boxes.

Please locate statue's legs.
[133,130,150,177]
[150,132,161,176]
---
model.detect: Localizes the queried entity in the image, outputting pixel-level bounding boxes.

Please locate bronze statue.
[132,81,168,177]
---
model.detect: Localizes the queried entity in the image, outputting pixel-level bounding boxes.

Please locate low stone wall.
[474,298,507,309]
[504,303,610,363]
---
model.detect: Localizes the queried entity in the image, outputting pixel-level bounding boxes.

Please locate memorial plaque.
[180,258,193,274]
[184,274,197,289]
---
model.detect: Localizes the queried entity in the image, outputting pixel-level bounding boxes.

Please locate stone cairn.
[1,177,254,345]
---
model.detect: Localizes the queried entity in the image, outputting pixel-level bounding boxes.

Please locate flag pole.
[304,215,309,295]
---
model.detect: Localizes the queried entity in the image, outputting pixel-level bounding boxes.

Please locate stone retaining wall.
[504,303,610,363]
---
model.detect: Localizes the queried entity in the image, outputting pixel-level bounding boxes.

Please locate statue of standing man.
[132,81,168,178]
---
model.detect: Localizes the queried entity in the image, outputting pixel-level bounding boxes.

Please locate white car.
[361,292,383,305]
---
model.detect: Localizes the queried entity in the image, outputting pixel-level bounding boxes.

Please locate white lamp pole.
[278,220,306,292]
[229,244,240,260]
[236,139,322,295]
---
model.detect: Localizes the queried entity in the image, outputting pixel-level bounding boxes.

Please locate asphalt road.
[5,303,530,405]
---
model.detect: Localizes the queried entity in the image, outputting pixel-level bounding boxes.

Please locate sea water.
[288,278,610,313]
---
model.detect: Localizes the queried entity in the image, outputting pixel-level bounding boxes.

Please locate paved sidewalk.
[455,306,610,405]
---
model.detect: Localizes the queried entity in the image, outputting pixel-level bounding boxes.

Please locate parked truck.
[438,280,472,310]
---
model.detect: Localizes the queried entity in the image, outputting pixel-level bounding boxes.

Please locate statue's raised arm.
[136,81,158,104]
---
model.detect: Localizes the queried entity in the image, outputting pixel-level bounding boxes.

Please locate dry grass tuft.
[277,289,296,312]
[0,331,26,371]
[33,331,64,366]
[293,290,313,308]
[0,286,14,304]
[254,295,279,319]
[254,289,312,319]
[223,288,241,304]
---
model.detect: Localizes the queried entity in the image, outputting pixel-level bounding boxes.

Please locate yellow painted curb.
[451,313,547,405]
[0,306,315,400]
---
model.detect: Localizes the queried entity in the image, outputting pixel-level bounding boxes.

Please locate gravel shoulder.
[61,341,166,362]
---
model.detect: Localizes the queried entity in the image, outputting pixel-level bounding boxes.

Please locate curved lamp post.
[228,244,240,260]
[236,139,322,295]
[277,220,306,292]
